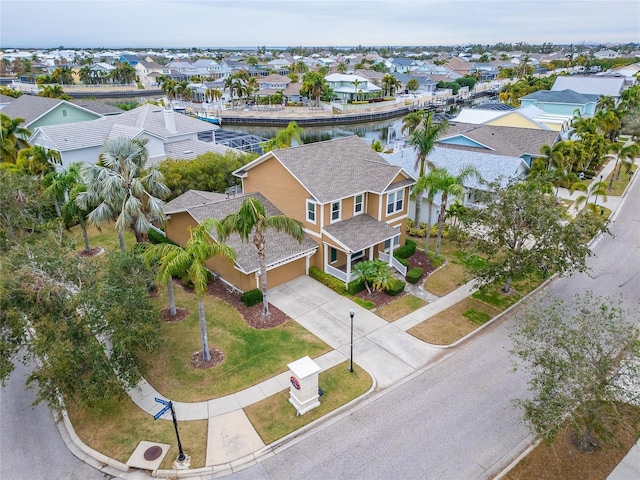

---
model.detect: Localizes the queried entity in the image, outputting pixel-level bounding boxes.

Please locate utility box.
[287,356,322,415]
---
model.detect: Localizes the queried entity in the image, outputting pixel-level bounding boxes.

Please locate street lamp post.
[594,174,603,206]
[349,308,355,373]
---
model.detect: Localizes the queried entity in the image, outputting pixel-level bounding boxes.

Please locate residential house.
[119,54,141,66]
[551,75,626,100]
[324,73,382,102]
[135,60,169,87]
[519,89,599,117]
[390,58,417,73]
[162,137,414,291]
[593,49,619,59]
[383,146,529,224]
[436,122,561,167]
[392,73,437,95]
[1,95,121,133]
[452,104,572,132]
[29,103,237,168]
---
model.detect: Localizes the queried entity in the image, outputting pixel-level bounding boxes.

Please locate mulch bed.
[160,307,189,323]
[190,348,225,369]
[204,280,290,330]
[354,250,438,309]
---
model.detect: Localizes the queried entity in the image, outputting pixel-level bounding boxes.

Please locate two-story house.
[163,136,415,292]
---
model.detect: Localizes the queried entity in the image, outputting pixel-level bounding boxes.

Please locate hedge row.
[309,266,365,296]
[241,288,263,307]
[394,239,416,259]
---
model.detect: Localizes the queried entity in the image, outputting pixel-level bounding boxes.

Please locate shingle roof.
[183,192,318,273]
[382,146,528,191]
[1,95,68,125]
[70,99,123,115]
[521,89,599,104]
[440,123,559,158]
[164,190,227,214]
[239,136,413,204]
[31,104,215,152]
[157,138,238,164]
[324,214,400,252]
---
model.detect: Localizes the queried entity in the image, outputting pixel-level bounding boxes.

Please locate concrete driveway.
[268,276,443,388]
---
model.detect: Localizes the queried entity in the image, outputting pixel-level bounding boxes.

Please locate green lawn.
[140,284,331,402]
[245,361,372,445]
[375,294,426,321]
[69,222,136,254]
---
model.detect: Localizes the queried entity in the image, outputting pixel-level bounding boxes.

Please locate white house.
[324,73,382,102]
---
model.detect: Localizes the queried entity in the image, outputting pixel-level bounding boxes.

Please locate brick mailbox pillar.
[287,356,322,415]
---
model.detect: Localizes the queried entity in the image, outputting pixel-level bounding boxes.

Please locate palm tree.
[217,197,304,317]
[38,84,69,99]
[401,110,424,136]
[432,166,481,258]
[0,114,31,163]
[76,136,169,251]
[261,121,304,152]
[204,87,222,114]
[62,181,93,253]
[301,72,327,107]
[611,142,640,181]
[145,219,236,361]
[351,79,361,101]
[382,74,401,97]
[408,112,449,225]
[411,168,442,254]
[337,63,348,74]
[42,163,80,216]
[16,145,61,177]
[570,178,608,212]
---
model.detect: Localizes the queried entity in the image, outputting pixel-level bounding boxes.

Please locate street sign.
[154,405,170,420]
[155,397,170,406]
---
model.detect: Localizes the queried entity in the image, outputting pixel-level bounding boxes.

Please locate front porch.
[322,215,407,286]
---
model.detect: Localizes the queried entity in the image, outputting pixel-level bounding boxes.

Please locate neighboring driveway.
[268,276,444,388]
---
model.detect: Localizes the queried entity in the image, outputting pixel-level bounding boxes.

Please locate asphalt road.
[1,177,637,480]
[233,175,640,479]
[0,359,113,480]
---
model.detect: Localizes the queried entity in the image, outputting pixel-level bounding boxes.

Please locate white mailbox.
[287,356,322,415]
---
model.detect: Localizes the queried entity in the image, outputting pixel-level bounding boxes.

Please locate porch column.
[255,271,260,290]
[305,254,310,274]
[387,239,395,266]
[368,246,374,260]
[346,253,352,286]
[323,243,328,274]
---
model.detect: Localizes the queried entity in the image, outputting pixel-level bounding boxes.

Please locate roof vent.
[183,150,193,154]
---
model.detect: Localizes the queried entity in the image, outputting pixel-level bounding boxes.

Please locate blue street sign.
[154,405,171,420]
[155,397,170,406]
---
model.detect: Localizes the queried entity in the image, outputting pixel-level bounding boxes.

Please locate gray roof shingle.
[240,136,413,204]
[521,89,599,104]
[164,190,227,214]
[439,122,559,158]
[324,214,400,252]
[175,192,318,273]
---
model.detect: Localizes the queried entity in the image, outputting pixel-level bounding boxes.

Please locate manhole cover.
[144,445,163,461]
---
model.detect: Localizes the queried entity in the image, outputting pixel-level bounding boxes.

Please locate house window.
[331,201,341,223]
[351,250,364,260]
[384,233,401,251]
[330,247,337,263]
[386,189,404,215]
[354,194,363,215]
[306,200,316,223]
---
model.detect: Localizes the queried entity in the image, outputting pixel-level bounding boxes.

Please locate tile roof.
[440,122,559,158]
[324,214,400,253]
[240,136,413,204]
[183,192,318,273]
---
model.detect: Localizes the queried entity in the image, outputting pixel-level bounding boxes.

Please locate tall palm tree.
[42,162,80,216]
[351,79,361,101]
[16,145,61,177]
[611,142,640,180]
[570,178,608,211]
[408,112,449,225]
[62,182,93,253]
[432,166,481,258]
[301,71,327,107]
[217,197,304,317]
[411,168,442,254]
[76,136,170,251]
[401,110,424,136]
[145,219,236,361]
[261,121,304,152]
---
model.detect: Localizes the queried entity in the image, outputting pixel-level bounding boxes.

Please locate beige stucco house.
[163,136,415,291]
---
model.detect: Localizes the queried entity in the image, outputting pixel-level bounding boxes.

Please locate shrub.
[148,228,177,245]
[406,267,424,284]
[385,278,406,296]
[394,239,416,259]
[346,277,365,295]
[309,266,364,295]
[396,257,409,267]
[241,288,263,307]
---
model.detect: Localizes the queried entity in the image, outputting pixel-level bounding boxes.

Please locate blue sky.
[1,0,639,49]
